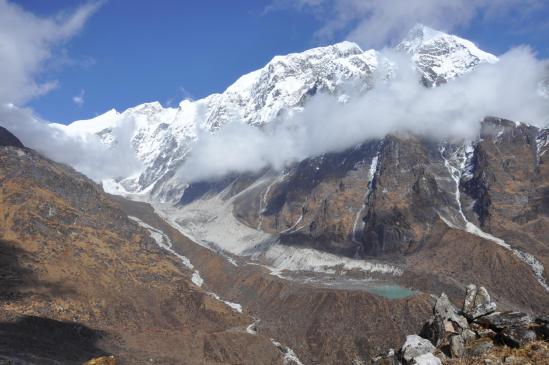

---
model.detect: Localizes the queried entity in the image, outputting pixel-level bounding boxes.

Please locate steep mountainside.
[180,117,549,314]
[45,25,547,315]
[51,24,497,202]
[0,139,287,364]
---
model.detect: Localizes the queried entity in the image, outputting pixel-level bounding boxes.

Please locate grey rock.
[449,334,465,358]
[498,326,536,348]
[463,284,477,314]
[467,301,497,320]
[466,337,495,357]
[434,293,469,330]
[463,286,497,320]
[475,327,498,339]
[419,317,445,347]
[401,335,435,363]
[409,353,441,365]
[475,311,532,331]
[420,293,469,346]
[460,328,477,343]
[475,287,491,307]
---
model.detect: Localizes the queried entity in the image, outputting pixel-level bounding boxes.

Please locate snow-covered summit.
[396,23,498,86]
[56,26,498,200]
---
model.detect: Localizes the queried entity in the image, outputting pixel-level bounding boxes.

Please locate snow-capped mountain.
[396,24,498,86]
[54,24,497,200]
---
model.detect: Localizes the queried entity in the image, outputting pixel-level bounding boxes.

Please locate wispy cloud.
[268,0,548,48]
[72,89,85,107]
[166,86,194,107]
[0,0,103,105]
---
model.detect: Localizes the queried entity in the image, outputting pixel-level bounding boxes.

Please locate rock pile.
[372,284,549,364]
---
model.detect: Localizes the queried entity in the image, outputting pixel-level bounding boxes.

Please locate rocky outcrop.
[374,285,549,364]
[0,126,24,148]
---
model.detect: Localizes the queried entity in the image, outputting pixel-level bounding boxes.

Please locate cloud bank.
[178,47,549,183]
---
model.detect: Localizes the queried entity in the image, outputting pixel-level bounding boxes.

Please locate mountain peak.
[405,23,445,43]
[396,23,498,86]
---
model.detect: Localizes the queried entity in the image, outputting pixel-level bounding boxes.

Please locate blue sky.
[11,0,549,124]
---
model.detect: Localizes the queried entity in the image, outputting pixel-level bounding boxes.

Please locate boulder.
[466,337,495,357]
[420,293,469,346]
[449,334,465,358]
[462,284,477,313]
[463,285,497,320]
[401,335,436,363]
[498,326,537,348]
[460,328,477,343]
[434,293,469,330]
[475,311,532,331]
[410,353,441,365]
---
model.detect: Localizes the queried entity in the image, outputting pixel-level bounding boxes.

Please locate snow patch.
[351,151,379,243]
[191,271,204,287]
[271,340,305,365]
[128,216,193,269]
[207,292,242,313]
[128,216,246,311]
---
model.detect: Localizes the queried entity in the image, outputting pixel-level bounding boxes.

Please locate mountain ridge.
[52,24,501,202]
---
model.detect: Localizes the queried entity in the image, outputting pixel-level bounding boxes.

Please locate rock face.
[0,126,24,148]
[376,285,549,364]
[0,141,284,364]
[226,117,549,314]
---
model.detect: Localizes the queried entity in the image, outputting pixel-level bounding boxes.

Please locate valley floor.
[113,195,434,364]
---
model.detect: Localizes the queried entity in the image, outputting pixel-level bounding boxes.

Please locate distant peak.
[401,23,446,45]
[332,40,363,53]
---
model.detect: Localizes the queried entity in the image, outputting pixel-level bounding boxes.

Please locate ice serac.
[396,23,498,86]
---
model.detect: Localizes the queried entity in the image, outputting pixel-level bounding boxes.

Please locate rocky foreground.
[373,285,549,364]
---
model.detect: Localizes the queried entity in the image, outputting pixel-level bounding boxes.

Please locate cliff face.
[233,118,547,259]
[0,139,283,364]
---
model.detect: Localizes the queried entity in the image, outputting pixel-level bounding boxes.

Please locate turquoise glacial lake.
[366,284,416,299]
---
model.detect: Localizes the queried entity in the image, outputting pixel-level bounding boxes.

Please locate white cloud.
[72,89,85,106]
[0,104,143,181]
[0,0,103,105]
[0,1,124,181]
[178,47,549,183]
[270,0,546,49]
